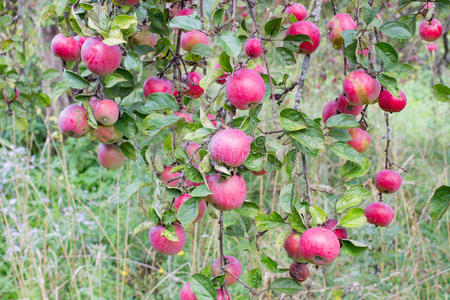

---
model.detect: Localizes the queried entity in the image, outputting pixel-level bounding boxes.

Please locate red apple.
[214,63,229,84]
[336,94,363,117]
[149,223,186,255]
[216,289,232,300]
[343,70,381,105]
[180,282,196,300]
[289,262,309,282]
[182,72,204,98]
[212,256,242,286]
[286,21,321,54]
[347,127,371,153]
[326,13,357,49]
[93,99,119,126]
[419,19,442,42]
[51,33,81,62]
[322,100,338,124]
[173,194,206,223]
[284,231,307,263]
[209,128,251,167]
[58,104,89,138]
[206,174,247,210]
[183,142,200,159]
[365,202,394,227]
[97,144,126,169]
[322,219,347,247]
[253,64,266,74]
[378,89,407,112]
[73,35,88,48]
[176,8,195,16]
[427,43,438,52]
[374,169,402,193]
[92,125,123,144]
[181,30,209,52]
[174,110,193,123]
[225,68,265,110]
[244,38,263,58]
[143,77,173,98]
[299,227,340,265]
[207,114,218,127]
[285,4,306,21]
[81,37,122,76]
[161,166,181,187]
[132,27,158,47]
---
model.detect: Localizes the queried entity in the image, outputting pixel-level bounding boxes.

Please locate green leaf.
[255,212,284,231]
[145,114,180,134]
[260,253,286,273]
[280,108,307,131]
[133,220,154,235]
[336,186,371,214]
[124,52,143,72]
[199,68,224,91]
[377,73,398,93]
[235,202,259,219]
[148,206,161,224]
[328,128,352,142]
[339,208,367,228]
[111,15,137,37]
[53,81,69,101]
[431,84,450,102]
[264,18,282,36]
[190,185,212,197]
[280,184,294,213]
[225,224,244,237]
[185,165,204,183]
[310,206,327,226]
[191,44,213,58]
[283,34,312,44]
[341,158,371,178]
[120,142,136,160]
[329,142,363,164]
[325,114,359,129]
[212,8,225,26]
[62,70,90,89]
[341,239,370,256]
[139,93,178,113]
[115,112,137,137]
[270,278,303,293]
[40,4,56,23]
[429,185,450,222]
[177,197,202,227]
[184,128,214,142]
[37,93,51,107]
[380,21,412,39]
[248,268,262,289]
[340,30,357,47]
[362,6,378,25]
[161,226,178,242]
[215,32,242,57]
[219,51,232,72]
[189,274,217,300]
[275,47,296,65]
[287,122,325,152]
[104,73,128,88]
[244,152,265,171]
[168,15,202,31]
[375,42,398,69]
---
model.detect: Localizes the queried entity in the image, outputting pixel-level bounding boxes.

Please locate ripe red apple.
[181,30,209,52]
[182,72,204,98]
[347,127,371,153]
[322,100,338,124]
[244,38,263,58]
[73,35,88,48]
[299,227,340,265]
[286,21,321,54]
[174,110,193,123]
[216,289,232,300]
[143,77,173,98]
[93,99,119,126]
[289,262,309,282]
[378,89,407,112]
[253,64,266,74]
[180,282,196,300]
[336,94,363,117]
[212,255,242,286]
[207,114,217,127]
[419,19,442,42]
[161,166,181,187]
[225,68,265,110]
[51,33,81,62]
[174,194,206,223]
[58,104,89,138]
[427,43,438,52]
[365,202,394,227]
[285,4,306,21]
[284,231,307,263]
[374,169,402,193]
[97,144,126,169]
[322,219,348,246]
[81,37,122,76]
[175,8,195,16]
[183,142,200,159]
[343,70,381,105]
[214,63,229,84]
[326,13,357,49]
[209,128,251,167]
[92,125,123,144]
[149,223,186,255]
[206,174,246,210]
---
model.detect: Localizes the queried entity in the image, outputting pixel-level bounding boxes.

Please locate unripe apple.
[182,72,204,98]
[347,127,371,153]
[289,262,309,282]
[427,43,438,52]
[92,125,123,144]
[73,35,88,48]
[284,231,307,263]
[180,282,196,300]
[419,19,442,42]
[93,99,119,126]
[149,223,186,255]
[161,166,181,187]
[322,219,347,247]
[58,104,89,138]
[285,4,306,21]
[212,255,242,286]
[336,94,363,117]
[326,13,357,49]
[286,21,321,54]
[181,30,209,52]
[132,27,158,47]
[378,89,407,112]
[244,38,263,58]
[216,289,232,300]
[225,68,265,110]
[114,0,139,5]
[374,169,402,193]
[214,63,229,84]
[364,202,394,227]
[206,174,246,210]
[97,144,126,169]
[209,128,251,167]
[51,33,81,62]
[173,194,206,223]
[322,100,338,124]
[343,70,381,105]
[299,227,340,265]
[81,37,122,76]
[143,77,173,98]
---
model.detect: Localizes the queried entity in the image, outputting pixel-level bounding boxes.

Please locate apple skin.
[343,70,381,105]
[181,30,209,52]
[180,282,197,300]
[51,33,81,62]
[132,27,158,47]
[92,125,123,144]
[374,169,402,193]
[286,21,321,54]
[336,94,363,117]
[326,13,357,49]
[216,289,232,300]
[174,111,193,123]
[183,142,200,159]
[58,104,89,138]
[225,68,265,110]
[322,219,347,247]
[244,38,263,58]
[143,77,173,98]
[161,166,182,187]
[206,174,246,210]
[209,128,251,167]
[289,262,310,282]
[212,255,242,286]
[149,223,186,255]
[73,35,88,48]
[173,194,206,223]
[347,127,371,153]
[378,89,407,113]
[427,43,438,52]
[97,144,126,170]
[284,231,307,263]
[81,37,122,76]
[207,114,217,127]
[182,72,204,98]
[365,202,394,227]
[93,99,119,126]
[299,227,341,265]
[114,0,139,5]
[285,4,306,21]
[419,19,442,42]
[322,100,338,124]
[175,8,195,16]
[214,63,228,84]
